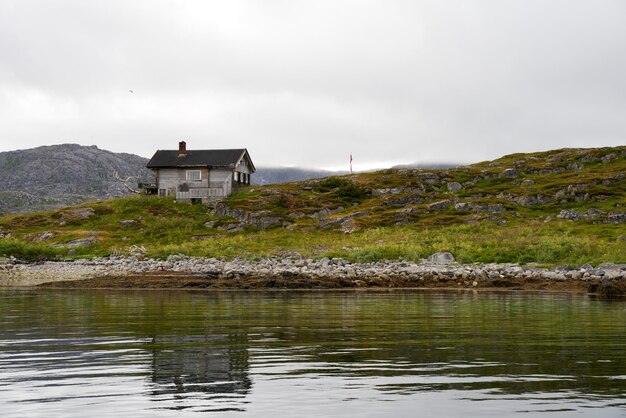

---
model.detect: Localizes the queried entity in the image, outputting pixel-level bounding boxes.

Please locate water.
[0,289,624,417]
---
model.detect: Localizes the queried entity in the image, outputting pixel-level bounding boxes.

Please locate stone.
[586,208,603,219]
[62,237,97,248]
[217,223,241,231]
[601,153,617,164]
[372,188,403,197]
[416,172,440,184]
[204,221,216,228]
[606,211,626,224]
[454,202,472,211]
[120,219,136,226]
[500,168,519,178]
[557,209,582,221]
[566,162,583,171]
[514,195,538,206]
[428,200,453,211]
[252,216,281,229]
[33,232,55,242]
[521,179,535,185]
[340,218,357,234]
[67,208,95,219]
[428,252,455,265]
[474,204,505,214]
[447,182,463,192]
[580,153,599,163]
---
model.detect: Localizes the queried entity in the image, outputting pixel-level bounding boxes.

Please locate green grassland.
[1,146,625,265]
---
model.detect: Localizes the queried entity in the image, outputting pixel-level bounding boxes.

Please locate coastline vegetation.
[1,146,625,266]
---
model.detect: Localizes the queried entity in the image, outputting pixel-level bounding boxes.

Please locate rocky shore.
[1,252,625,296]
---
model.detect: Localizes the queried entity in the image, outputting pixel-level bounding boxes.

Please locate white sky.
[1,0,625,170]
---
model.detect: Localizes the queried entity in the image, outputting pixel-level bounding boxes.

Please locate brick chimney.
[178,141,187,156]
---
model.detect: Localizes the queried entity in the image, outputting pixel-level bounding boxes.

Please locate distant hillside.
[252,167,347,185]
[0,144,152,215]
[392,162,459,169]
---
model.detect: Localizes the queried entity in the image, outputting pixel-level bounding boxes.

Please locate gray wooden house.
[146,141,255,203]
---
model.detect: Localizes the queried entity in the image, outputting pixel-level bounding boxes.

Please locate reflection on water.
[0,290,624,417]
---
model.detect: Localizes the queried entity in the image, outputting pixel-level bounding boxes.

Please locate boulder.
[601,153,617,164]
[586,208,604,219]
[454,202,473,211]
[474,204,505,214]
[416,172,440,184]
[68,208,96,219]
[606,211,626,224]
[447,182,463,192]
[500,168,519,179]
[428,252,456,265]
[61,237,97,248]
[557,209,582,221]
[372,188,403,197]
[428,200,453,211]
[33,231,55,242]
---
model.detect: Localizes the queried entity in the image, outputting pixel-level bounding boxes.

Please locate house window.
[186,170,201,181]
[234,171,239,182]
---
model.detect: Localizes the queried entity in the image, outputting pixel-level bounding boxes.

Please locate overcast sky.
[1,0,625,170]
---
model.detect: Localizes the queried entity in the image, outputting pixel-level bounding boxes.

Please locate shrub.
[334,183,370,203]
[314,177,351,192]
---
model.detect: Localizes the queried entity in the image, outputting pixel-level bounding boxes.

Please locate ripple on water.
[0,289,624,417]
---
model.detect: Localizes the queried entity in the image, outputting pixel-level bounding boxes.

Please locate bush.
[334,183,370,203]
[0,238,62,260]
[314,177,351,192]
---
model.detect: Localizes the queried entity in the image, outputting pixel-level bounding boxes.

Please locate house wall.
[236,159,251,175]
[157,168,179,196]
[155,167,236,201]
[209,168,233,195]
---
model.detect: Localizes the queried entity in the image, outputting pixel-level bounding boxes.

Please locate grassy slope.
[1,146,625,266]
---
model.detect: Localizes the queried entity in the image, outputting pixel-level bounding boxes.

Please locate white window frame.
[186,170,202,181]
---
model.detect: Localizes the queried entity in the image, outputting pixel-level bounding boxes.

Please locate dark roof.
[146,149,255,171]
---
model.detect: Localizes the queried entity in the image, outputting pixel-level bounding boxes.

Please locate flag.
[349,153,353,174]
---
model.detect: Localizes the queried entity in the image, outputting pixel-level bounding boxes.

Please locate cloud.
[0,0,625,169]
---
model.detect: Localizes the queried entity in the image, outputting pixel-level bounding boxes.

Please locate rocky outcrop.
[213,204,281,230]
[557,208,625,223]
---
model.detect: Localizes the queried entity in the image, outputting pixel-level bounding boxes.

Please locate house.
[146,141,255,204]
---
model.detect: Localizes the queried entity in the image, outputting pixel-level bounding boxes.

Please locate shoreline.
[1,255,625,296]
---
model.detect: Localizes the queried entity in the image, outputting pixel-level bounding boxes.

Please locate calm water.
[0,289,624,417]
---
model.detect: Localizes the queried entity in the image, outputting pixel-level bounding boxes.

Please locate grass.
[1,146,625,265]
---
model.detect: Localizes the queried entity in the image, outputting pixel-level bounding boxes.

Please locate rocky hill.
[219,146,626,231]
[0,144,152,215]
[0,146,624,266]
